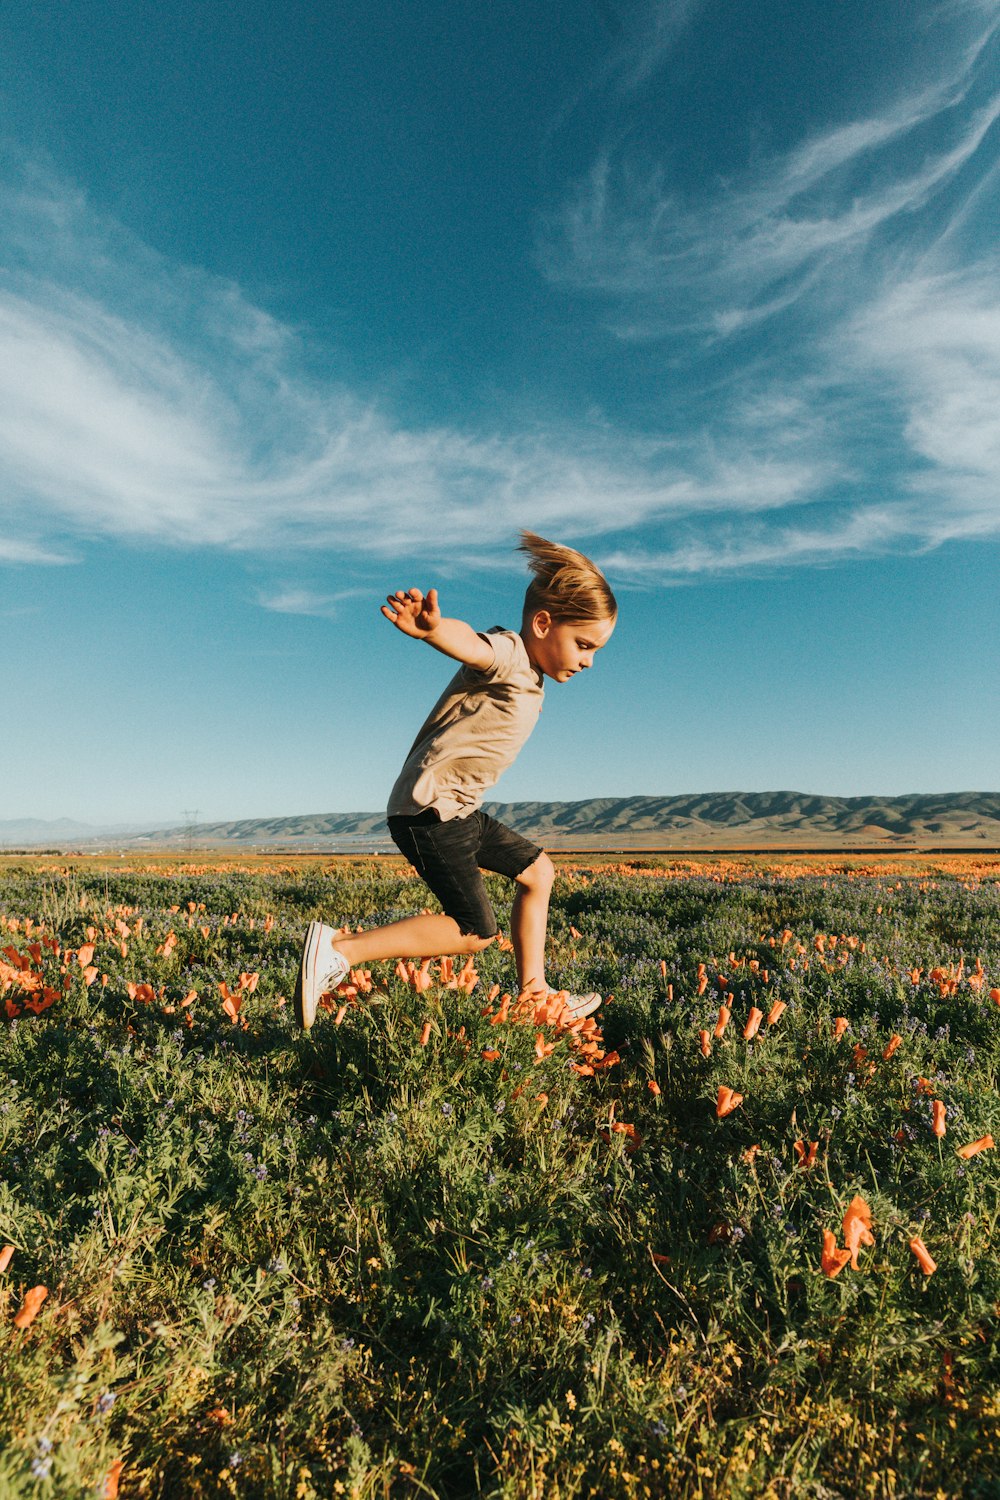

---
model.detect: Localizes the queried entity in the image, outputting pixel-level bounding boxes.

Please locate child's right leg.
[293,912,493,1029]
[332,912,493,966]
[294,810,498,1028]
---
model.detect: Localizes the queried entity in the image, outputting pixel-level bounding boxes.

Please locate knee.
[516,850,555,891]
[459,930,496,953]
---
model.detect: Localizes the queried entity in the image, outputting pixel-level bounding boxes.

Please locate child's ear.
[531,610,552,638]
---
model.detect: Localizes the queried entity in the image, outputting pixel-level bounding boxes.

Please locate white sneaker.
[294,921,351,1030]
[547,987,602,1020]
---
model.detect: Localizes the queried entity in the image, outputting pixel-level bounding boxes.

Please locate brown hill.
[118,791,1000,851]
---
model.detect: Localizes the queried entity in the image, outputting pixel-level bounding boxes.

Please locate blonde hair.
[516,530,617,626]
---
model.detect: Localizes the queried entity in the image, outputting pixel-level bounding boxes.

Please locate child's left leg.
[510,852,555,992]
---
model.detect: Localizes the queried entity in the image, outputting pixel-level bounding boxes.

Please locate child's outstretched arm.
[381,588,494,671]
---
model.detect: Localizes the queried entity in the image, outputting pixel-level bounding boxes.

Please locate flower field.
[1,855,998,1499]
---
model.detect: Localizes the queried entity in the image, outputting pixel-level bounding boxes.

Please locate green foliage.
[0,861,997,1498]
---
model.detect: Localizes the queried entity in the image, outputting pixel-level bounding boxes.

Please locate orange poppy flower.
[414,959,435,992]
[714,1005,731,1039]
[820,1230,851,1278]
[741,1144,760,1164]
[13,1284,48,1328]
[104,1460,124,1500]
[77,943,95,967]
[743,1007,763,1040]
[419,1020,432,1046]
[716,1085,744,1118]
[882,1033,902,1059]
[956,1134,994,1159]
[832,1017,848,1040]
[909,1236,937,1276]
[842,1196,875,1268]
[931,1101,947,1138]
[0,1245,13,1273]
[535,1093,549,1109]
[648,1079,661,1096]
[334,1004,347,1026]
[481,1048,500,1061]
[218,982,242,1022]
[608,1121,642,1153]
[793,1139,818,1169]
[699,1030,711,1058]
[766,1000,786,1026]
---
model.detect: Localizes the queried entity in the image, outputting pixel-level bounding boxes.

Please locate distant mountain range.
[0,817,151,846]
[3,792,999,850]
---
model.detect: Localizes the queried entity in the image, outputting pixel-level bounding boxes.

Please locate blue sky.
[1,0,998,824]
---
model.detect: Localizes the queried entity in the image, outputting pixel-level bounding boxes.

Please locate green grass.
[0,860,997,1499]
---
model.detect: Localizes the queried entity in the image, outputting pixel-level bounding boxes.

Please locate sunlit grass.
[1,859,997,1498]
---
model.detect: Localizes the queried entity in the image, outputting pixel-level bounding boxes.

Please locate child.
[293,530,617,1029]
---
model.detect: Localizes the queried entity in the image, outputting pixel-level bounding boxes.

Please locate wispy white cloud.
[843,266,1000,531]
[0,534,72,565]
[531,2,1000,578]
[604,1,703,91]
[600,504,921,580]
[257,586,371,617]
[541,17,1000,327]
[3,12,1000,609]
[0,153,843,576]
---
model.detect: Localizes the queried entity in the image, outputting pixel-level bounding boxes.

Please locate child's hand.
[381,587,442,639]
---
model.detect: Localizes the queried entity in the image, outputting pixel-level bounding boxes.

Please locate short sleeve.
[472,627,519,682]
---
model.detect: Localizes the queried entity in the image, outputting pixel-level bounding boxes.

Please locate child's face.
[524,613,615,683]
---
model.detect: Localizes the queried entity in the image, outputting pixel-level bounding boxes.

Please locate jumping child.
[293,530,616,1029]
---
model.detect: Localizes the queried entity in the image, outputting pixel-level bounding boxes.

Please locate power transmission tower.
[181,809,200,855]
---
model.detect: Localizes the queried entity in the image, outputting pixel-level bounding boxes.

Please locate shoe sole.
[294,920,325,1031]
[566,994,602,1020]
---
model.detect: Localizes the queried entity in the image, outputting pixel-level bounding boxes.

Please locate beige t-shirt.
[386,627,545,822]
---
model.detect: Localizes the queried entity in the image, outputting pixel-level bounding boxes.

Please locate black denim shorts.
[386,807,544,939]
